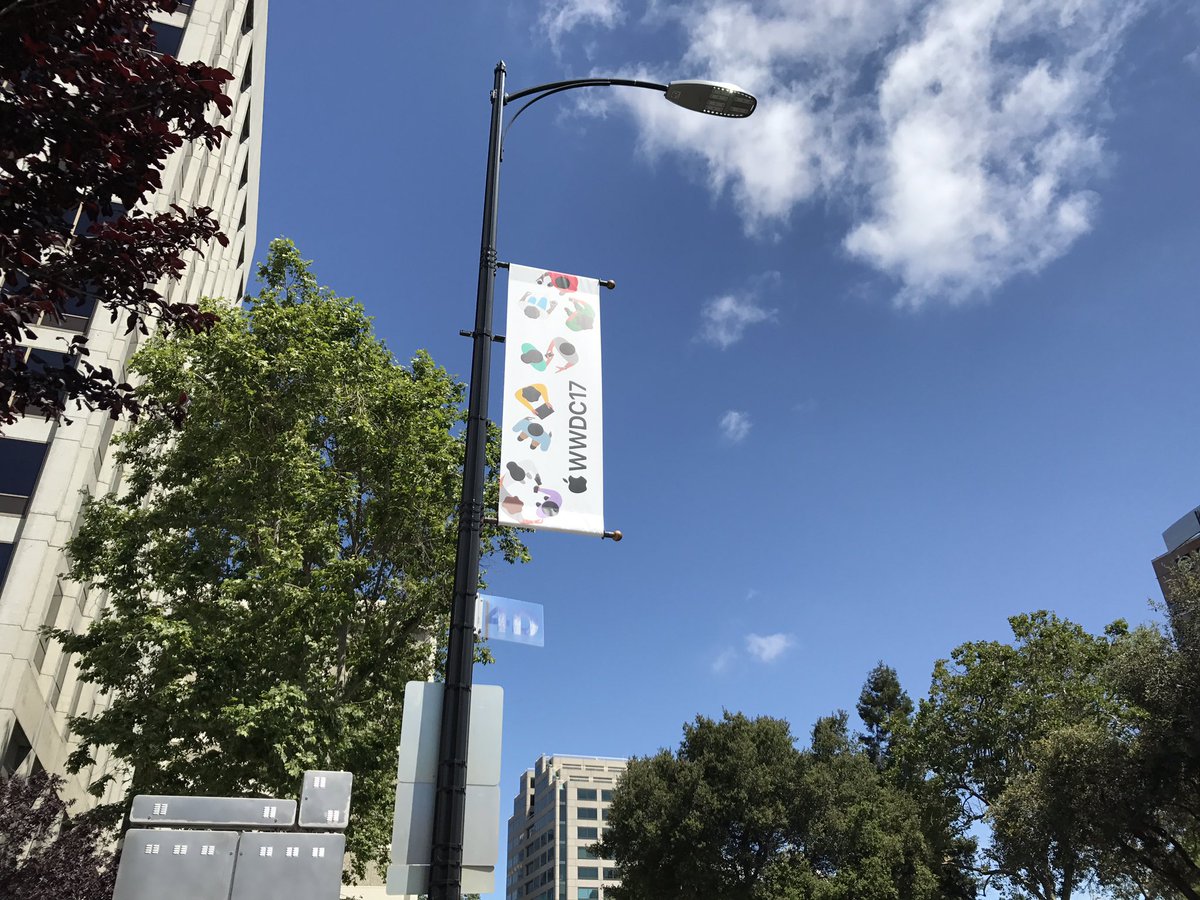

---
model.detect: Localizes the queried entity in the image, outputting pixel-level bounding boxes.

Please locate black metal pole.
[429,60,506,900]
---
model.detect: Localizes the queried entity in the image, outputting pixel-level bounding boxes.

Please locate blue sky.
[252,0,1200,893]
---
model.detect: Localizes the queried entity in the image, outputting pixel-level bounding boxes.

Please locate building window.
[577,827,597,840]
[32,584,64,671]
[577,788,597,801]
[1,720,33,778]
[0,542,14,591]
[237,241,245,267]
[577,889,599,900]
[49,650,72,707]
[241,0,254,34]
[0,438,49,516]
[239,160,248,188]
[148,21,185,57]
[603,867,620,880]
[601,790,613,801]
[577,807,597,820]
[241,52,252,91]
[602,808,611,820]
[578,847,596,860]
[577,867,598,880]
[241,109,251,142]
[24,348,76,412]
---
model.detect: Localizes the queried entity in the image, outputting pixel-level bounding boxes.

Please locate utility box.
[299,770,353,830]
[229,832,346,900]
[113,830,238,900]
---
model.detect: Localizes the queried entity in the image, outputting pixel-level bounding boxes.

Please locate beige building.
[0,0,268,811]
[507,754,627,900]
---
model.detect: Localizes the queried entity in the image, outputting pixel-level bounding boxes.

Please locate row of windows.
[576,867,620,881]
[576,788,613,802]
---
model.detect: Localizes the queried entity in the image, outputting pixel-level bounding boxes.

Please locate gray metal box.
[113,829,238,900]
[130,795,296,828]
[298,770,353,830]
[229,831,346,900]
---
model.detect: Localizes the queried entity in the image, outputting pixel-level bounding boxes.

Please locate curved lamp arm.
[501,79,670,153]
[500,76,756,154]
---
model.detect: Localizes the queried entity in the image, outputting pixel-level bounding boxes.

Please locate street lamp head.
[664,80,757,118]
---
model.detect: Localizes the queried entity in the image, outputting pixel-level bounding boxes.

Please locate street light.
[429,62,757,900]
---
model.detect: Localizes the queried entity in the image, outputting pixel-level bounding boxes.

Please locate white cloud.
[591,0,1145,305]
[699,293,774,348]
[711,646,737,673]
[745,632,795,663]
[540,0,624,41]
[718,409,752,442]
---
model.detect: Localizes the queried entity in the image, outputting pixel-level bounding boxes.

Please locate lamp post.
[428,62,756,900]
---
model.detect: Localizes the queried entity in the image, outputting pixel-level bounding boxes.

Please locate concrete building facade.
[1153,504,1200,617]
[0,0,268,811]
[507,754,627,900]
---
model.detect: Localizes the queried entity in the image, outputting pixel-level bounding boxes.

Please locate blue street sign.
[475,594,544,647]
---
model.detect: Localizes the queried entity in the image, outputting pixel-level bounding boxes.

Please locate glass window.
[149,21,185,56]
[32,584,63,671]
[577,788,597,801]
[577,889,599,900]
[578,846,596,860]
[0,438,49,514]
[1,720,32,778]
[577,827,597,840]
[602,808,611,820]
[601,790,613,802]
[577,807,597,820]
[577,867,598,880]
[0,542,16,593]
[603,867,620,880]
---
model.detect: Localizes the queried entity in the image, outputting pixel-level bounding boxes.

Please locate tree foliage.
[602,710,947,900]
[916,612,1131,900]
[0,0,233,425]
[856,662,914,771]
[56,239,526,875]
[0,771,116,900]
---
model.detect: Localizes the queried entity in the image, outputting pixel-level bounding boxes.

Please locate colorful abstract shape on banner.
[499,264,604,535]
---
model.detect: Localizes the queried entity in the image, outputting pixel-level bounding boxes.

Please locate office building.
[0,0,268,811]
[507,754,627,900]
[1152,504,1200,617]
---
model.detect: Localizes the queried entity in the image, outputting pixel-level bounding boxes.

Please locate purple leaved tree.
[0,0,234,427]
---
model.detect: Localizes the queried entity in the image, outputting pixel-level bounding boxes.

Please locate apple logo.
[565,476,587,494]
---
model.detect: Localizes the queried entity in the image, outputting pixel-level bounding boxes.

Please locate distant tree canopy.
[0,0,234,425]
[601,710,952,900]
[605,577,1200,900]
[57,239,527,876]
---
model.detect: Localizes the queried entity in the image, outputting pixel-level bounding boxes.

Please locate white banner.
[498,264,604,536]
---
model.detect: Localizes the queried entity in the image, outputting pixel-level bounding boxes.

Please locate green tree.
[1036,568,1200,900]
[602,712,803,899]
[854,664,976,900]
[779,712,941,900]
[602,710,943,900]
[56,239,525,876]
[915,611,1124,900]
[856,662,914,771]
